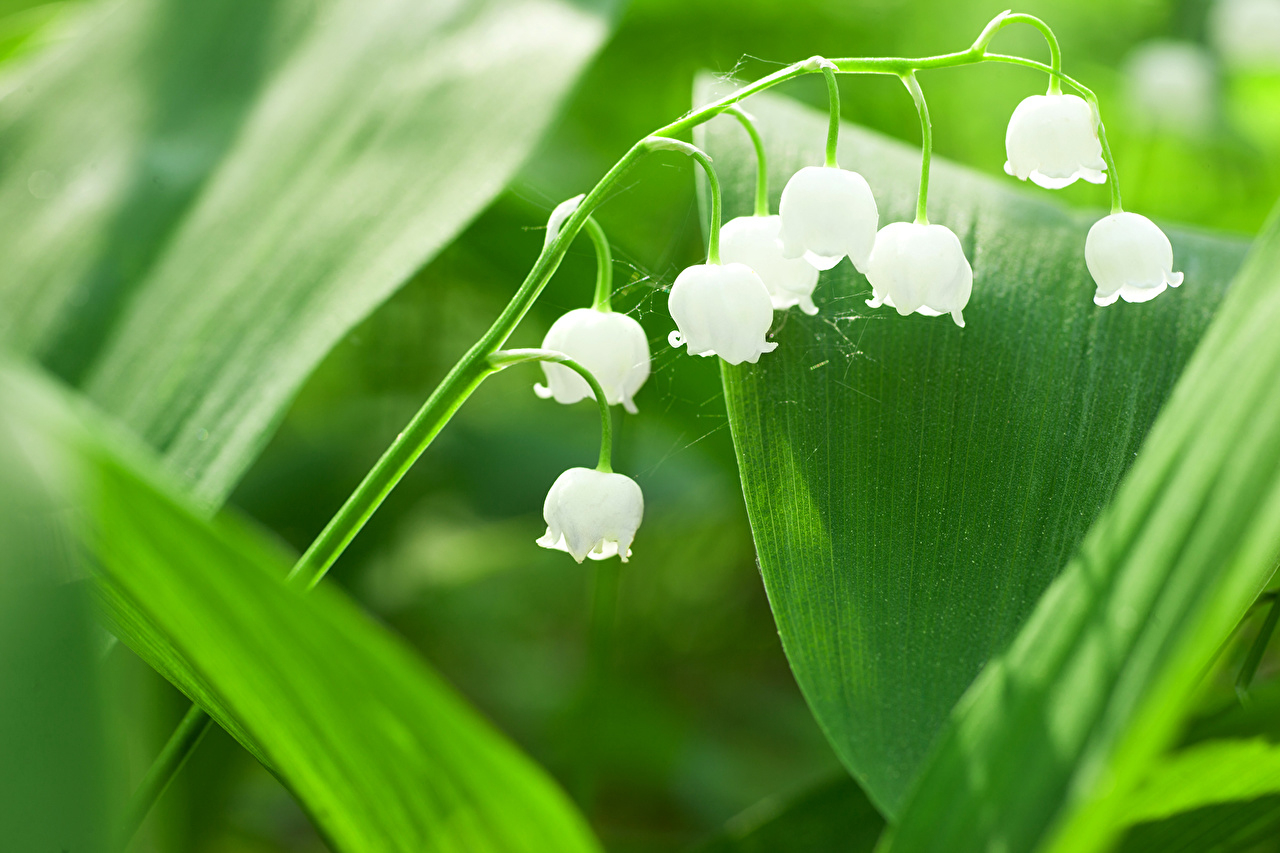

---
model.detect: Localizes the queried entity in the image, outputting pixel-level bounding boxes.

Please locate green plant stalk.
[117,704,213,845]
[643,136,723,263]
[971,11,1063,94]
[488,348,614,472]
[901,71,932,225]
[585,216,614,312]
[128,11,1114,836]
[727,105,769,217]
[821,60,841,168]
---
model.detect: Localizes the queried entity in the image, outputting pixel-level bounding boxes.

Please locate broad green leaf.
[695,78,1251,816]
[0,0,610,507]
[1122,740,1280,825]
[0,362,600,853]
[881,206,1280,851]
[695,775,884,853]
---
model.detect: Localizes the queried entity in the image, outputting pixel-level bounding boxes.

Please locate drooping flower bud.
[537,467,644,562]
[667,262,778,365]
[1085,212,1184,306]
[777,166,879,272]
[534,308,650,414]
[865,222,972,327]
[720,215,821,315]
[1004,94,1108,189]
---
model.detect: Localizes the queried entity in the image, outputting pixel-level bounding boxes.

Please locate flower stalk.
[490,348,614,472]
[901,71,932,225]
[584,216,614,312]
[727,105,769,217]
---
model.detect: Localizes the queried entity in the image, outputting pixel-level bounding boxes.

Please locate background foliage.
[1,0,1278,851]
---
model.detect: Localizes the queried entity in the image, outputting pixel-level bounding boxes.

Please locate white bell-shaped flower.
[865,222,973,328]
[537,467,644,562]
[1085,212,1184,306]
[720,215,821,315]
[534,308,650,414]
[667,262,778,365]
[1004,94,1108,189]
[777,166,879,272]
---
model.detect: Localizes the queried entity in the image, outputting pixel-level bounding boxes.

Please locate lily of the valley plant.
[125,9,1188,836]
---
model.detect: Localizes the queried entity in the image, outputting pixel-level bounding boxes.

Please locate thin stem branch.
[821,60,840,168]
[118,705,213,848]
[490,349,613,471]
[584,217,613,311]
[901,71,932,225]
[726,105,769,217]
[972,11,1063,93]
[644,137,723,264]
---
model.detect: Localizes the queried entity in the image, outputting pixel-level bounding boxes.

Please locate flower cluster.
[521,14,1186,568]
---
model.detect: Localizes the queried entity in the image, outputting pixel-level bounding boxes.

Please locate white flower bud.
[777,166,879,272]
[865,222,972,328]
[667,262,778,365]
[720,215,821,315]
[1004,94,1108,189]
[1210,0,1280,70]
[537,467,644,562]
[1085,212,1184,306]
[545,194,585,247]
[534,308,650,414]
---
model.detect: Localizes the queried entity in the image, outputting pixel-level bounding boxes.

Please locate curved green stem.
[489,348,613,472]
[982,53,1123,212]
[971,11,1063,93]
[645,137,723,264]
[902,71,932,225]
[820,59,840,167]
[117,705,213,849]
[726,105,769,217]
[584,217,614,311]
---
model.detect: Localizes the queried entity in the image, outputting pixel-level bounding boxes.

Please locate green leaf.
[694,775,884,853]
[1122,740,1280,825]
[0,0,611,507]
[695,78,1251,816]
[880,204,1280,851]
[0,362,600,853]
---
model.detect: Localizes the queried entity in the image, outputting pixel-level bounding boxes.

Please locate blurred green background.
[43,0,1272,849]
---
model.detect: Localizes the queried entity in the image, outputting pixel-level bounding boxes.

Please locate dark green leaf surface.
[695,775,884,853]
[0,363,600,853]
[696,78,1251,817]
[0,0,610,507]
[882,208,1280,851]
